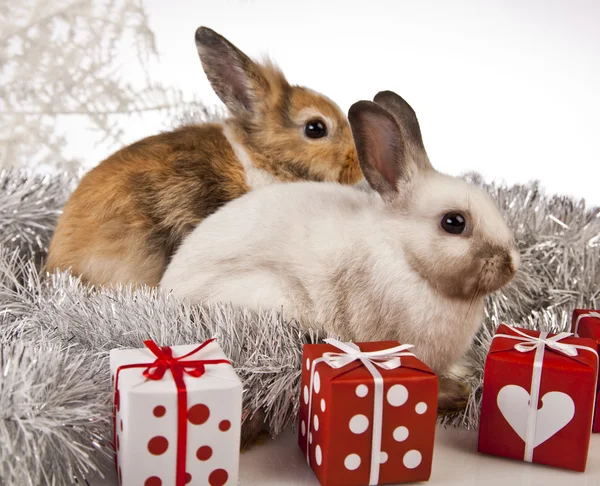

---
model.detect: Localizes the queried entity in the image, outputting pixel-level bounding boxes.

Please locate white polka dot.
[415,402,428,414]
[387,384,408,406]
[313,414,319,431]
[320,399,326,412]
[301,420,306,436]
[355,384,368,397]
[306,358,311,370]
[314,372,321,394]
[303,385,309,404]
[315,445,322,466]
[344,453,361,470]
[393,426,409,442]
[309,432,313,444]
[349,414,369,434]
[403,450,422,469]
[380,451,388,464]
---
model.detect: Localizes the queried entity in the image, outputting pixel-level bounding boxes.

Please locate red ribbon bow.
[113,338,231,486]
[141,339,227,380]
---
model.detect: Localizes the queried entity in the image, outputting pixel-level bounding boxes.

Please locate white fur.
[161,174,516,374]
[222,124,277,189]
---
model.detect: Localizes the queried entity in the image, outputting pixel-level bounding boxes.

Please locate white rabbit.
[161,90,519,376]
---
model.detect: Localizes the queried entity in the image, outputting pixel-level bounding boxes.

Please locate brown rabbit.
[46,27,362,287]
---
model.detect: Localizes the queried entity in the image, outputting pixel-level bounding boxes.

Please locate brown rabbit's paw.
[437,376,471,416]
[240,408,267,451]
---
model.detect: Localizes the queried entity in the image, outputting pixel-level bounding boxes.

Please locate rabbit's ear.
[195,27,268,116]
[373,91,433,171]
[348,101,413,198]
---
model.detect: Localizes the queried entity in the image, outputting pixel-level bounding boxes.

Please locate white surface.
[91,425,600,485]
[91,0,600,205]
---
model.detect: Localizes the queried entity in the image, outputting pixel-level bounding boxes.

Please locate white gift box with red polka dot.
[110,340,242,486]
[298,341,438,486]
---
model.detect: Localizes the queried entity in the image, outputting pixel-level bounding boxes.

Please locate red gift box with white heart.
[572,309,600,351]
[298,339,438,486]
[571,308,600,432]
[478,324,599,471]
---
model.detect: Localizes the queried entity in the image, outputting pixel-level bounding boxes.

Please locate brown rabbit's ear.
[348,100,413,198]
[373,90,433,171]
[195,27,268,116]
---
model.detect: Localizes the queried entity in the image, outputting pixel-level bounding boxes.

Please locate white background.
[127,0,600,204]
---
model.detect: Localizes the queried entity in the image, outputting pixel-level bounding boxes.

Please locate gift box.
[110,339,242,486]
[298,338,438,486]
[572,309,600,350]
[478,324,599,471]
[572,309,600,432]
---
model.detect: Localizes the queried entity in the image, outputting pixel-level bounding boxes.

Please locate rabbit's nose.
[507,249,520,275]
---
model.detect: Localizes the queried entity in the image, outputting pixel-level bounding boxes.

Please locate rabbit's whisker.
[462,282,481,331]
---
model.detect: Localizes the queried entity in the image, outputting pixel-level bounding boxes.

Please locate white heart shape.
[497,385,575,448]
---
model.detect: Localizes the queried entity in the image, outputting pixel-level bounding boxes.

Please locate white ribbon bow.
[322,338,415,370]
[503,327,579,357]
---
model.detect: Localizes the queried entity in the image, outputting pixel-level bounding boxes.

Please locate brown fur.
[437,376,471,414]
[240,409,267,451]
[227,69,361,185]
[46,27,362,286]
[47,124,249,285]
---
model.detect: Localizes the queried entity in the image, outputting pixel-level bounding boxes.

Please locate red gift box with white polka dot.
[298,341,438,486]
[110,342,242,486]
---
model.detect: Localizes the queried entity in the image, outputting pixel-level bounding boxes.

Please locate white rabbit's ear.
[195,27,268,116]
[348,101,411,197]
[373,91,433,171]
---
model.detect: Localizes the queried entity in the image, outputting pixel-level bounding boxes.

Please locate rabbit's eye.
[441,212,466,235]
[304,119,328,139]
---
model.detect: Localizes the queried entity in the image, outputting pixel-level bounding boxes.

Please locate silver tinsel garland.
[0,169,598,485]
[0,170,75,258]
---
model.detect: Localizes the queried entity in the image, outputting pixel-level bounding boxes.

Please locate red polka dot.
[209,469,229,486]
[147,436,169,455]
[153,405,166,417]
[145,477,162,486]
[188,404,210,425]
[115,390,120,411]
[111,374,115,384]
[185,472,192,483]
[116,434,120,451]
[219,420,231,431]
[196,445,213,461]
[120,419,123,431]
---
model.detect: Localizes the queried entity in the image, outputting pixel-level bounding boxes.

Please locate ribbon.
[573,312,600,336]
[493,326,598,462]
[113,339,231,486]
[495,326,579,357]
[306,339,415,485]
